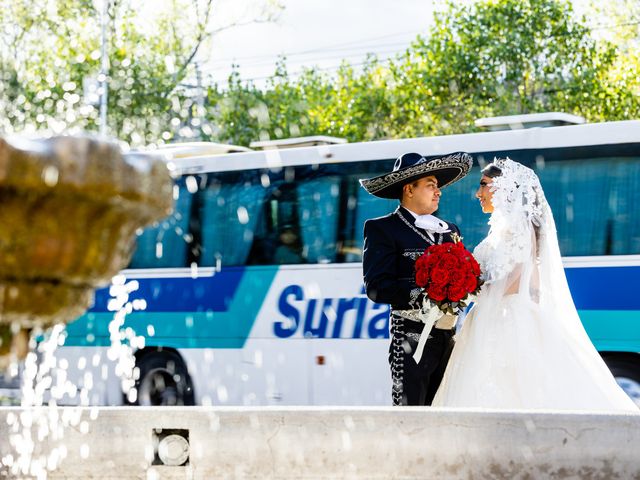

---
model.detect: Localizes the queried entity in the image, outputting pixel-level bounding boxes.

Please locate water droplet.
[80,443,90,459]
[42,165,59,187]
[185,175,198,193]
[237,206,249,224]
[190,262,198,279]
[260,174,270,188]
[155,242,163,259]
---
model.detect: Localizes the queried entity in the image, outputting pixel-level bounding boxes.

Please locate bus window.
[247,181,302,265]
[610,157,640,255]
[273,223,305,264]
[296,176,341,263]
[198,174,268,267]
[538,159,613,256]
[246,169,343,265]
[129,179,193,268]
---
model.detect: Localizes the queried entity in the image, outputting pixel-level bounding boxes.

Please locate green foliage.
[206,0,638,146]
[1,0,638,146]
[0,0,277,145]
[388,0,619,133]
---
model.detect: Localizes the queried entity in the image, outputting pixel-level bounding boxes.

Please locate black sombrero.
[359,151,473,199]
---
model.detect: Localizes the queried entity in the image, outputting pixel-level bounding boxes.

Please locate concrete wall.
[1,407,639,479]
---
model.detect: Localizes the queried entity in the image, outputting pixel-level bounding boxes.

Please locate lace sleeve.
[473,221,532,284]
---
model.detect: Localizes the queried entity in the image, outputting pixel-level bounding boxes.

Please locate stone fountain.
[0,134,173,368]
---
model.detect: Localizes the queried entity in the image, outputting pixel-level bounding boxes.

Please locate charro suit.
[363,205,461,406]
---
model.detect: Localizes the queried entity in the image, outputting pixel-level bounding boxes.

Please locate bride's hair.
[481,163,502,178]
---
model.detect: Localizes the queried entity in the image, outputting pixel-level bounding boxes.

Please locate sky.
[196,0,446,87]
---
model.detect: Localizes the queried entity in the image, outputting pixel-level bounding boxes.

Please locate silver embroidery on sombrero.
[361,152,472,194]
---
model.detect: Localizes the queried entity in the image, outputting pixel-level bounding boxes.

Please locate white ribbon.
[412,299,445,364]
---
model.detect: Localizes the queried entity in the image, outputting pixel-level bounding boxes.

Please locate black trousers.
[388,312,455,406]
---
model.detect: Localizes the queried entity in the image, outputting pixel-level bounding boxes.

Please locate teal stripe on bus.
[63,268,278,349]
[580,310,640,352]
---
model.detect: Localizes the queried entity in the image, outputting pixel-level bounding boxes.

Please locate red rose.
[426,255,439,269]
[415,254,429,270]
[448,284,467,302]
[442,253,459,269]
[416,269,429,287]
[470,257,481,276]
[451,242,465,255]
[450,263,466,278]
[464,274,477,292]
[430,266,450,285]
[428,283,447,302]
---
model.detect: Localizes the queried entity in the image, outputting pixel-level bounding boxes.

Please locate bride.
[432,157,638,411]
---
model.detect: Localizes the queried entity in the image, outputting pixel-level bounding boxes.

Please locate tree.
[382,0,624,136]
[3,0,637,146]
[310,58,394,142]
[204,0,638,146]
[0,0,282,145]
[576,0,640,121]
[206,60,329,146]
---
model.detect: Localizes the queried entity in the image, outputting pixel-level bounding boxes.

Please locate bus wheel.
[132,350,195,406]
[604,356,640,407]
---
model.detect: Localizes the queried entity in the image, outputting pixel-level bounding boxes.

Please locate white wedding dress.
[432,158,638,411]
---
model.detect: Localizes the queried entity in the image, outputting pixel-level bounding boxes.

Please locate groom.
[360,151,472,406]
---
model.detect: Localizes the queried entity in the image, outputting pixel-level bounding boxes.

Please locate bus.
[46,119,640,407]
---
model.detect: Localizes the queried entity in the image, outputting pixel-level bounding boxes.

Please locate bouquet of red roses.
[415,240,483,315]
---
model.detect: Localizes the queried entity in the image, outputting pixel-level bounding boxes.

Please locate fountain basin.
[0,135,172,328]
[0,407,638,478]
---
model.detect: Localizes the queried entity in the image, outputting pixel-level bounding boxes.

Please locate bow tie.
[414,214,450,234]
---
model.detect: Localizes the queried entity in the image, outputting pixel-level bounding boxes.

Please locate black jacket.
[363,206,462,310]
